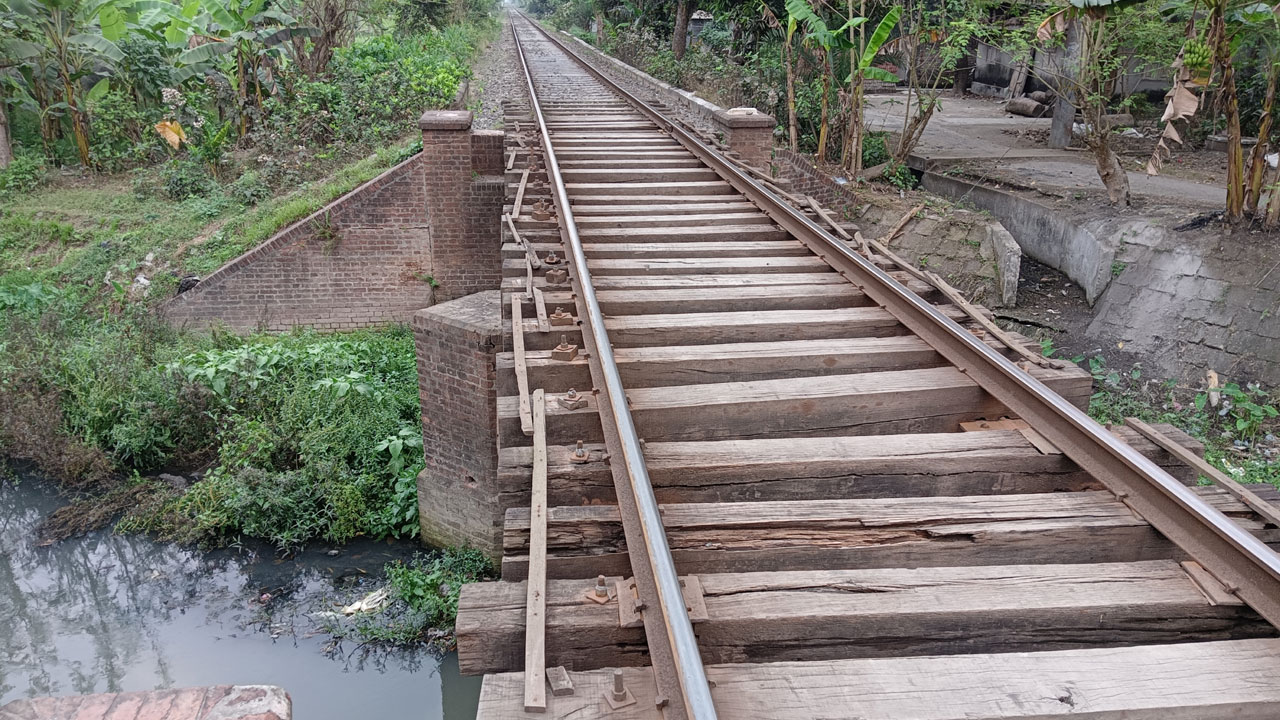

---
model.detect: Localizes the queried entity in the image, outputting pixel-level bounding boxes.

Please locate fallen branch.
[880,202,927,246]
[805,196,870,255]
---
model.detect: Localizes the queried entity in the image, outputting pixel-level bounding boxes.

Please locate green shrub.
[387,548,496,628]
[882,160,918,191]
[89,90,161,170]
[160,158,218,200]
[0,153,47,196]
[862,132,891,169]
[229,170,272,206]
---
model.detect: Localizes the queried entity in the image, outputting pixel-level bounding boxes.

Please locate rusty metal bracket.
[545,268,568,286]
[617,576,707,627]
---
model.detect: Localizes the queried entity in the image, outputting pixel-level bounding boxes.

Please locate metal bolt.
[566,388,579,400]
[573,440,587,460]
[611,670,628,702]
[594,575,608,598]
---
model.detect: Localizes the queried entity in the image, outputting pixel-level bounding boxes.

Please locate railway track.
[457,14,1280,719]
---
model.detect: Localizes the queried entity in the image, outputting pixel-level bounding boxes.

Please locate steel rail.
[509,21,719,720]
[521,12,1280,628]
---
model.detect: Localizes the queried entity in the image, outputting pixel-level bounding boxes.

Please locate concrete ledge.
[0,686,291,720]
[714,107,775,128]
[419,109,474,131]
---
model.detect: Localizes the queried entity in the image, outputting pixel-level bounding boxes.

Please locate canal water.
[0,473,483,718]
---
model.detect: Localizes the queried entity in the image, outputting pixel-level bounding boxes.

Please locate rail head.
[518,11,1280,629]
[509,20,719,720]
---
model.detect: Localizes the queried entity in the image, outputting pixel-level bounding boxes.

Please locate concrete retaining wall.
[919,171,1116,304]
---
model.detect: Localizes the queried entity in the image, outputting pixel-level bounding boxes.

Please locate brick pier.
[0,686,290,720]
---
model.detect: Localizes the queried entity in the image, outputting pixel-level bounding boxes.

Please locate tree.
[8,0,124,167]
[786,0,840,160]
[1145,0,1276,223]
[1031,0,1180,205]
[176,0,315,136]
[672,0,694,60]
[874,0,986,163]
[839,4,898,172]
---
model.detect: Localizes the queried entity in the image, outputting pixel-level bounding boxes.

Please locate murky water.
[0,473,482,719]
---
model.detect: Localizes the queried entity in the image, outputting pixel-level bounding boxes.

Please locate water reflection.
[0,475,482,719]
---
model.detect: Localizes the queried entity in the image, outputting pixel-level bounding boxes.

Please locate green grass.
[1077,354,1280,488]
[0,137,421,306]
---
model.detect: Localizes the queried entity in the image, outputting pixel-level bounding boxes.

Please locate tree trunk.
[1089,135,1130,206]
[1048,22,1079,149]
[0,86,12,170]
[61,75,90,167]
[817,54,832,160]
[1210,10,1245,223]
[596,10,606,46]
[784,36,798,152]
[672,0,693,61]
[1266,165,1280,230]
[1245,64,1276,215]
[952,36,977,97]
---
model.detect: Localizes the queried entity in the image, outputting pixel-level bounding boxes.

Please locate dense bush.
[0,153,48,197]
[1,313,426,549]
[112,329,427,548]
[161,158,220,200]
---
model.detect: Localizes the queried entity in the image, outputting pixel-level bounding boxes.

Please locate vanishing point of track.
[458,14,1280,720]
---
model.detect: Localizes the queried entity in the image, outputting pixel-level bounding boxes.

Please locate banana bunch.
[1183,38,1212,73]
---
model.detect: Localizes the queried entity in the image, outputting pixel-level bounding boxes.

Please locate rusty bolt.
[551,335,578,362]
[543,252,562,266]
[570,440,590,463]
[558,389,587,411]
[545,268,568,286]
[594,575,608,598]
[550,306,574,326]
[532,199,552,221]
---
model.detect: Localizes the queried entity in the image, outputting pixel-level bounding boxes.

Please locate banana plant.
[842,4,900,172]
[175,0,315,135]
[8,0,124,166]
[785,0,854,160]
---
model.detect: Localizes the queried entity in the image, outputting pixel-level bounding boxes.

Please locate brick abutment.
[163,110,504,332]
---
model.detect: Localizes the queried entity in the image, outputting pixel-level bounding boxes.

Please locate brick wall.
[421,112,505,303]
[413,290,504,555]
[164,111,504,331]
[163,154,434,331]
